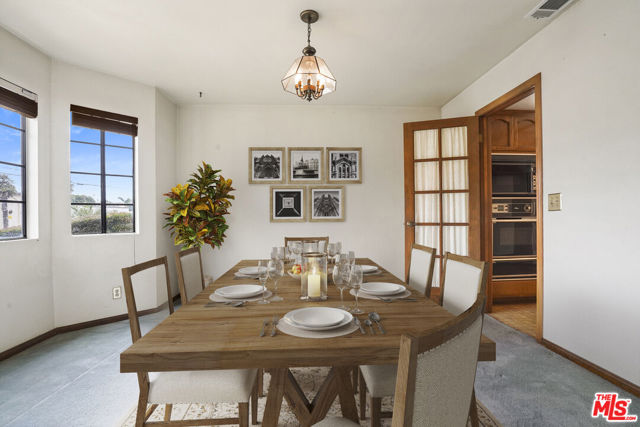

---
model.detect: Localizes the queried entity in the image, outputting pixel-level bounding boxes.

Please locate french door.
[403,117,481,288]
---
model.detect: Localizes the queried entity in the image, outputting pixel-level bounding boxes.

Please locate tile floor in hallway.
[488,302,537,338]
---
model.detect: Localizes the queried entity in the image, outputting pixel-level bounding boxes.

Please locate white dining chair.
[315,294,486,427]
[441,252,488,316]
[406,244,436,297]
[122,256,259,426]
[175,246,205,304]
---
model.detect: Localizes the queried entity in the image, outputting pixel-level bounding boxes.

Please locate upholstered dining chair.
[406,244,436,297]
[284,236,329,248]
[315,294,486,427]
[175,247,205,305]
[122,256,259,427]
[441,252,488,316]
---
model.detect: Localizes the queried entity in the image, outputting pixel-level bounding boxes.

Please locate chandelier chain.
[307,21,311,46]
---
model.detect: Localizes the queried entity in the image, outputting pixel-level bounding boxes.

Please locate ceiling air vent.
[526,0,575,20]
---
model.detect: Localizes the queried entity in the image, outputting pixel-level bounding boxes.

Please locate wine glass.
[257,260,270,305]
[327,243,338,263]
[332,262,349,310]
[269,259,284,302]
[348,264,364,314]
[335,241,342,254]
[290,241,302,264]
[270,246,279,261]
[348,250,356,266]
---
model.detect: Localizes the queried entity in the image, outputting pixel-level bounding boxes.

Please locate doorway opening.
[475,74,543,341]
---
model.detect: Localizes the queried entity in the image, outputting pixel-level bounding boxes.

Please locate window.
[0,84,37,240]
[70,105,137,235]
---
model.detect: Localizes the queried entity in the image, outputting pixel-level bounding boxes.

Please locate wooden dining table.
[120,258,496,426]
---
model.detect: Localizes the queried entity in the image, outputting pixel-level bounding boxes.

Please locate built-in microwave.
[492,155,536,196]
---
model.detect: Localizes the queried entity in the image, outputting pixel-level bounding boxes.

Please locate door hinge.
[479,133,484,143]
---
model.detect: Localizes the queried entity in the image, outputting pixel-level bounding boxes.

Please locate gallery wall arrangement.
[248,147,361,222]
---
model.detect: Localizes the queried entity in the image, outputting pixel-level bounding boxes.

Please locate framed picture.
[248,147,285,184]
[327,147,362,183]
[288,147,325,184]
[309,186,345,222]
[270,186,306,222]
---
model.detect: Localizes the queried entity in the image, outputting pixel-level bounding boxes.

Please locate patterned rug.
[121,367,501,426]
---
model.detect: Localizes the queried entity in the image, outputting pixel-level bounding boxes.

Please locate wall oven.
[493,219,537,257]
[492,154,536,196]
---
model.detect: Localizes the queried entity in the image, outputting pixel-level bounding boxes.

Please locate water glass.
[327,243,338,263]
[257,260,270,304]
[269,259,284,302]
[348,250,356,266]
[349,264,364,314]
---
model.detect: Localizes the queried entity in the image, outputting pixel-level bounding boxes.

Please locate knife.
[354,317,366,334]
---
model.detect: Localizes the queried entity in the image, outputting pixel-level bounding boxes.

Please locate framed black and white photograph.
[327,147,362,183]
[248,147,285,184]
[270,186,306,222]
[288,147,325,184]
[309,186,345,222]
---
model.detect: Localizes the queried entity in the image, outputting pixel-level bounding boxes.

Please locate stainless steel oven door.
[492,219,536,257]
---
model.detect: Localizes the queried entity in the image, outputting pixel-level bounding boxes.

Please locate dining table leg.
[262,368,287,427]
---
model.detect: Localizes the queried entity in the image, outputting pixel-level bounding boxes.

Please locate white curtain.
[414,129,438,159]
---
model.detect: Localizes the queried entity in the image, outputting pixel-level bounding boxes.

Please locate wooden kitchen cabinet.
[488,111,535,153]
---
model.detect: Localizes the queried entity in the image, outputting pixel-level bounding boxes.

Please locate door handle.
[406,221,415,227]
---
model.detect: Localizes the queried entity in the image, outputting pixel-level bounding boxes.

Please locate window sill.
[0,237,40,244]
[71,232,139,238]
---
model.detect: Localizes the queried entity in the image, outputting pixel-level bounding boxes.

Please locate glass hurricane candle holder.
[301,252,328,301]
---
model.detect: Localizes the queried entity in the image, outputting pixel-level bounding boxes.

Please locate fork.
[260,319,269,337]
[271,316,279,336]
[376,296,418,303]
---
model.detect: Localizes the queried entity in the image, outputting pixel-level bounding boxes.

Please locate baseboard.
[0,295,180,362]
[542,339,640,398]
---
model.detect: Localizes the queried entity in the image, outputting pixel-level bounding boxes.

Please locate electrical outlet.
[112,286,122,299]
[548,193,562,211]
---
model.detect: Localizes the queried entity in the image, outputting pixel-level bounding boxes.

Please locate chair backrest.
[392,294,485,427]
[175,247,205,304]
[284,236,329,247]
[441,252,488,316]
[407,244,436,297]
[121,256,174,343]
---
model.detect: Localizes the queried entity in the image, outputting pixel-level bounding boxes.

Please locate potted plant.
[164,162,235,249]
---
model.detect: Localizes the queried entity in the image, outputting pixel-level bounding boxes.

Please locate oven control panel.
[492,199,536,218]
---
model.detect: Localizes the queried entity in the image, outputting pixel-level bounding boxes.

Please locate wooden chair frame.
[175,246,205,305]
[122,256,253,427]
[391,293,486,427]
[407,243,436,298]
[284,236,329,246]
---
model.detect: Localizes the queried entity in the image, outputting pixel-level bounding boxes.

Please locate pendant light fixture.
[281,10,336,102]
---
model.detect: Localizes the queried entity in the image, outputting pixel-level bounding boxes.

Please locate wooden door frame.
[475,73,543,341]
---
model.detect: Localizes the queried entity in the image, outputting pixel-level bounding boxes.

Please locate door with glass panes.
[403,117,481,291]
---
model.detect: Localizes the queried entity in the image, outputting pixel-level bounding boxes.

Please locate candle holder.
[300,252,328,301]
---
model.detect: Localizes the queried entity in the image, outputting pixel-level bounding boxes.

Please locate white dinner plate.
[360,265,379,274]
[238,266,272,276]
[214,284,263,299]
[284,309,353,331]
[360,282,406,296]
[287,307,347,328]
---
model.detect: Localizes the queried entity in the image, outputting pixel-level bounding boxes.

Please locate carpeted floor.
[121,367,501,426]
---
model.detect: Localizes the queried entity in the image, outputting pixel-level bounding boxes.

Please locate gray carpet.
[476,315,639,426]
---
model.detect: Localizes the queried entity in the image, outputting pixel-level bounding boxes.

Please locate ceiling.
[0,0,555,106]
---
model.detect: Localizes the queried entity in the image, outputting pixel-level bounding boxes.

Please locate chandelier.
[281,10,336,102]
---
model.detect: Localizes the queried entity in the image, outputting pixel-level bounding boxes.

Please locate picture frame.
[326,147,362,183]
[287,147,325,184]
[309,186,345,222]
[248,147,286,184]
[270,186,307,222]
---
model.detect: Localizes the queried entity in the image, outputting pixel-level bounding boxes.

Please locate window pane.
[106,176,133,204]
[105,146,133,175]
[415,226,439,254]
[0,163,23,200]
[0,107,21,129]
[0,202,24,239]
[442,159,468,190]
[107,205,133,233]
[0,125,23,164]
[442,193,469,223]
[71,173,101,203]
[71,204,101,235]
[105,131,133,148]
[414,162,439,191]
[414,129,438,159]
[415,194,439,223]
[441,126,468,157]
[443,226,469,256]
[70,124,100,143]
[70,142,101,173]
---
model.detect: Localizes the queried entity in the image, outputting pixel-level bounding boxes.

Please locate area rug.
[121,367,501,426]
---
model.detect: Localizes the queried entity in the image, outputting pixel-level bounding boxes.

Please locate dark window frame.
[0,112,27,240]
[70,124,136,235]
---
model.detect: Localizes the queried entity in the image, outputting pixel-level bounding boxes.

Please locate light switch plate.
[548,193,562,211]
[112,286,122,299]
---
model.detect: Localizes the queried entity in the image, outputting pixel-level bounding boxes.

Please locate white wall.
[0,27,54,351]
[176,105,439,282]
[441,0,640,386]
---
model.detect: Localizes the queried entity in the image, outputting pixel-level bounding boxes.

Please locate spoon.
[369,312,385,334]
[364,319,375,335]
